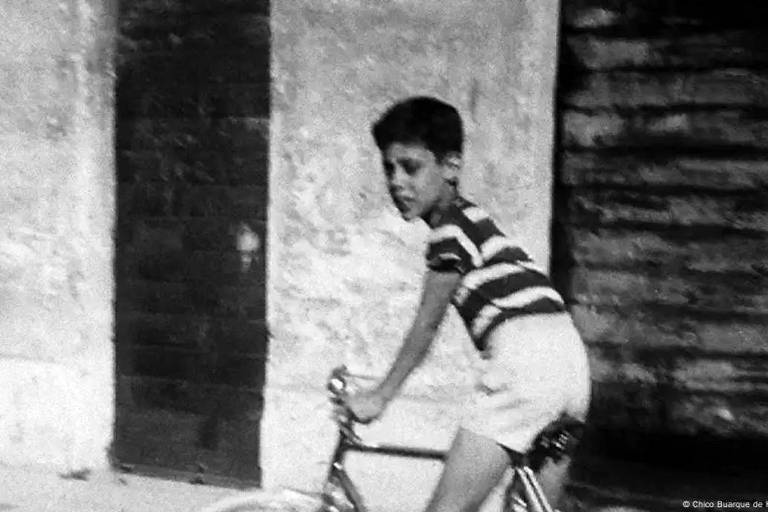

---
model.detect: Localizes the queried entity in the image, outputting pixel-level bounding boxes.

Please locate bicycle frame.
[321,419,445,512]
[319,366,558,512]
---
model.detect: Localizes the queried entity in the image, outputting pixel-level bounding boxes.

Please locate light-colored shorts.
[460,312,591,454]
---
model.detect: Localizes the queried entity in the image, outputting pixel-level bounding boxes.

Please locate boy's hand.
[343,389,388,424]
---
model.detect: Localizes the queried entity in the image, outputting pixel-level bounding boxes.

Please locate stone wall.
[554,0,768,450]
[265,1,560,508]
[0,0,117,470]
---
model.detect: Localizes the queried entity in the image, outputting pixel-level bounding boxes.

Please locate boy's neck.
[423,187,459,228]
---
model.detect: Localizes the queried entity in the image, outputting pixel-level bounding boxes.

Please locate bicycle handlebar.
[325,366,446,460]
[327,366,350,397]
[327,366,364,444]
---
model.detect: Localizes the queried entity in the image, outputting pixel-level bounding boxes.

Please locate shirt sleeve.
[425,223,478,275]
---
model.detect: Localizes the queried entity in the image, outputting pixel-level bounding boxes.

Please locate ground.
[0,465,314,512]
[3,458,767,512]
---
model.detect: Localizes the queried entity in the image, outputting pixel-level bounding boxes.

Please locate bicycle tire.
[197,488,320,512]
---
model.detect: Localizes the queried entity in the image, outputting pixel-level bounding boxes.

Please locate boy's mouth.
[393,196,413,211]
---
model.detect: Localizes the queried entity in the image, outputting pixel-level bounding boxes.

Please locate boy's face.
[381,142,457,223]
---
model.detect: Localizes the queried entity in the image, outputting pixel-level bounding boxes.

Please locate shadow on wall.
[111,0,270,485]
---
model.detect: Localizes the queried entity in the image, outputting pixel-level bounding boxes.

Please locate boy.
[343,96,590,512]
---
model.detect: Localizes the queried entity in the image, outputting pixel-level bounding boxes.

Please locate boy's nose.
[389,168,407,189]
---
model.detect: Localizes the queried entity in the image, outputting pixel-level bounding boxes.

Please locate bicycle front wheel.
[196,488,320,512]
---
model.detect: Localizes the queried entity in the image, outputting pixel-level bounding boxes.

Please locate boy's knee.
[425,478,484,512]
[425,495,482,512]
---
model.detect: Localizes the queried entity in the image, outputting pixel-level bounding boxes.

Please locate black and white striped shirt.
[426,197,566,351]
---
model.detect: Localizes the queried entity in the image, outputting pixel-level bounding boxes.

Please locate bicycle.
[197,366,584,512]
[319,366,583,512]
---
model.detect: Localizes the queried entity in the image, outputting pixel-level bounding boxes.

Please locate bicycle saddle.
[527,413,585,471]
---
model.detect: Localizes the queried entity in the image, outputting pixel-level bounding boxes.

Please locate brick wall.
[114,0,269,485]
[554,0,768,452]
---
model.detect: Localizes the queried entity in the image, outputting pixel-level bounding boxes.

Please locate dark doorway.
[113,0,270,486]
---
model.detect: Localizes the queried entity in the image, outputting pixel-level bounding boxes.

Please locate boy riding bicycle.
[343,96,591,512]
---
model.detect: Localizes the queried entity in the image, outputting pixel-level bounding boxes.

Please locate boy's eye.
[402,161,420,175]
[382,161,394,178]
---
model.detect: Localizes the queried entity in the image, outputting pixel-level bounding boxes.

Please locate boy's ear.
[440,151,462,181]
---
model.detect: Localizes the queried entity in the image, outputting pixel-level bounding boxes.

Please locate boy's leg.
[424,427,509,512]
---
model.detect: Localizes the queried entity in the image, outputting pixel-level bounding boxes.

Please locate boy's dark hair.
[371,96,463,162]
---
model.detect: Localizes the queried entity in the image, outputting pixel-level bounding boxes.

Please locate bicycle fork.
[320,437,368,512]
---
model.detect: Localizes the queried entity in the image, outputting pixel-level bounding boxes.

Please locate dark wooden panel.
[589,380,768,437]
[562,109,768,150]
[560,152,768,191]
[564,31,768,71]
[561,187,768,232]
[588,344,768,395]
[564,226,768,274]
[563,0,768,32]
[567,267,768,313]
[556,0,768,462]
[563,70,768,109]
[572,304,768,355]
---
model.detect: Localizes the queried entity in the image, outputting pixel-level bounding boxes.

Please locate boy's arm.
[377,269,461,401]
[345,270,461,422]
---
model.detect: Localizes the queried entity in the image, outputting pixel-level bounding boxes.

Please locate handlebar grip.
[328,366,349,397]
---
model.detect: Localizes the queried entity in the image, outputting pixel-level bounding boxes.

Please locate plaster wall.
[0,0,116,470]
[265,1,560,509]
